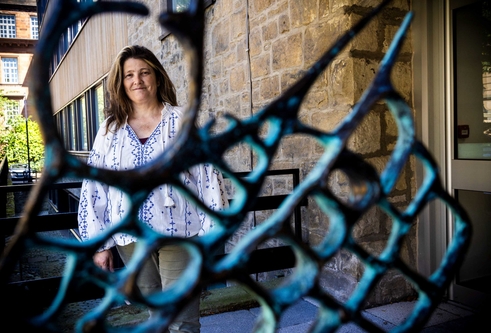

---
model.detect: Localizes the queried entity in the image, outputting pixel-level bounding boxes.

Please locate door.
[448,0,491,307]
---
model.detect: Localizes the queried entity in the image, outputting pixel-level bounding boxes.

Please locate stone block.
[268,0,289,19]
[366,156,408,193]
[350,13,380,53]
[251,0,275,15]
[236,39,248,62]
[311,108,350,133]
[347,111,381,155]
[232,9,247,39]
[251,54,271,78]
[388,194,407,205]
[212,21,230,56]
[398,224,417,268]
[353,206,385,239]
[390,0,411,11]
[272,33,303,71]
[290,0,317,28]
[223,94,243,115]
[279,13,290,34]
[210,58,222,78]
[390,62,413,104]
[219,78,229,96]
[302,88,329,111]
[219,0,234,17]
[383,24,413,55]
[327,58,356,105]
[280,69,305,92]
[352,57,380,102]
[304,19,348,68]
[223,49,237,69]
[249,27,263,57]
[332,0,409,11]
[262,20,278,41]
[278,135,313,161]
[385,109,399,137]
[257,75,280,102]
[319,262,358,302]
[366,270,416,307]
[320,0,330,18]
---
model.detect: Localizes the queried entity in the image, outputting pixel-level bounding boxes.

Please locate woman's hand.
[93,249,114,272]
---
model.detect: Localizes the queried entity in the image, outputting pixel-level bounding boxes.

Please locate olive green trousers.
[117,241,201,333]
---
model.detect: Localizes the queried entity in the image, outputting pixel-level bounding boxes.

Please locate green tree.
[0,113,45,172]
[0,93,8,125]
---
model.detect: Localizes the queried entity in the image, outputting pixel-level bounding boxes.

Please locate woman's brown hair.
[104,45,177,133]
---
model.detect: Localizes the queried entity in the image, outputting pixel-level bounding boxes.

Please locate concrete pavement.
[52,291,481,332]
[200,298,481,333]
[6,230,484,332]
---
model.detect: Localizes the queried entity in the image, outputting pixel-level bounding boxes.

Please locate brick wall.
[128,0,416,307]
[0,8,36,118]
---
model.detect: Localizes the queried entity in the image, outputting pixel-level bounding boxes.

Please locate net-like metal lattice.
[0,0,471,332]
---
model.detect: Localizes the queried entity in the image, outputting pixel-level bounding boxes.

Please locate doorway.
[448,0,491,307]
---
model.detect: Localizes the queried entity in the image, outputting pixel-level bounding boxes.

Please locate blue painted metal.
[0,0,472,332]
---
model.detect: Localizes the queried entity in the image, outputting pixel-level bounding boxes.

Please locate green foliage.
[0,93,8,119]
[0,114,45,172]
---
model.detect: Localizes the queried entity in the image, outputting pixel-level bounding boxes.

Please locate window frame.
[30,16,39,39]
[50,19,86,77]
[160,0,216,40]
[2,57,18,84]
[68,104,77,150]
[167,0,216,12]
[77,95,88,151]
[0,14,16,38]
[87,82,106,148]
[55,79,107,153]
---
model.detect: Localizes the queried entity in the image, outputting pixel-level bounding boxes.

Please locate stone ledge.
[200,278,284,317]
[56,278,286,331]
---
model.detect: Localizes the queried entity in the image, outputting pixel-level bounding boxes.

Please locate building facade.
[38,0,490,309]
[0,0,37,126]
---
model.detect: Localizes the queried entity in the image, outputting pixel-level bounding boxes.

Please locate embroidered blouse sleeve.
[77,124,116,251]
[193,163,229,235]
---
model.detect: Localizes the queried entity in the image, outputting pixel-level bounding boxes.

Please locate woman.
[77,45,228,333]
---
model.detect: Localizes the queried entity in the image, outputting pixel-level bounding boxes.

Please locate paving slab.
[425,306,461,327]
[277,322,314,333]
[248,299,318,329]
[200,309,257,333]
[364,301,416,326]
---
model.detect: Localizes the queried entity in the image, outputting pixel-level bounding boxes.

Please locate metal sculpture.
[0,0,471,332]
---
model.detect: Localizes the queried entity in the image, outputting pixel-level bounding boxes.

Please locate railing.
[1,168,307,303]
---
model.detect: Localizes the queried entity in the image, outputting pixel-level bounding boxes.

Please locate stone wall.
[128,0,416,307]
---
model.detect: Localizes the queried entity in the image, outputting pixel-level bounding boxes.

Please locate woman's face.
[123,57,159,106]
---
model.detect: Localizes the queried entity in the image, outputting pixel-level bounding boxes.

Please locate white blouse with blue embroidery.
[77,104,228,251]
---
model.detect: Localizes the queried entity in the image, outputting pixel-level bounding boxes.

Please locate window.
[69,104,77,150]
[30,16,38,39]
[161,0,215,40]
[170,0,191,12]
[50,20,84,76]
[167,0,215,13]
[55,80,107,152]
[94,84,105,128]
[78,96,88,151]
[0,14,16,38]
[2,58,18,83]
[3,100,19,125]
